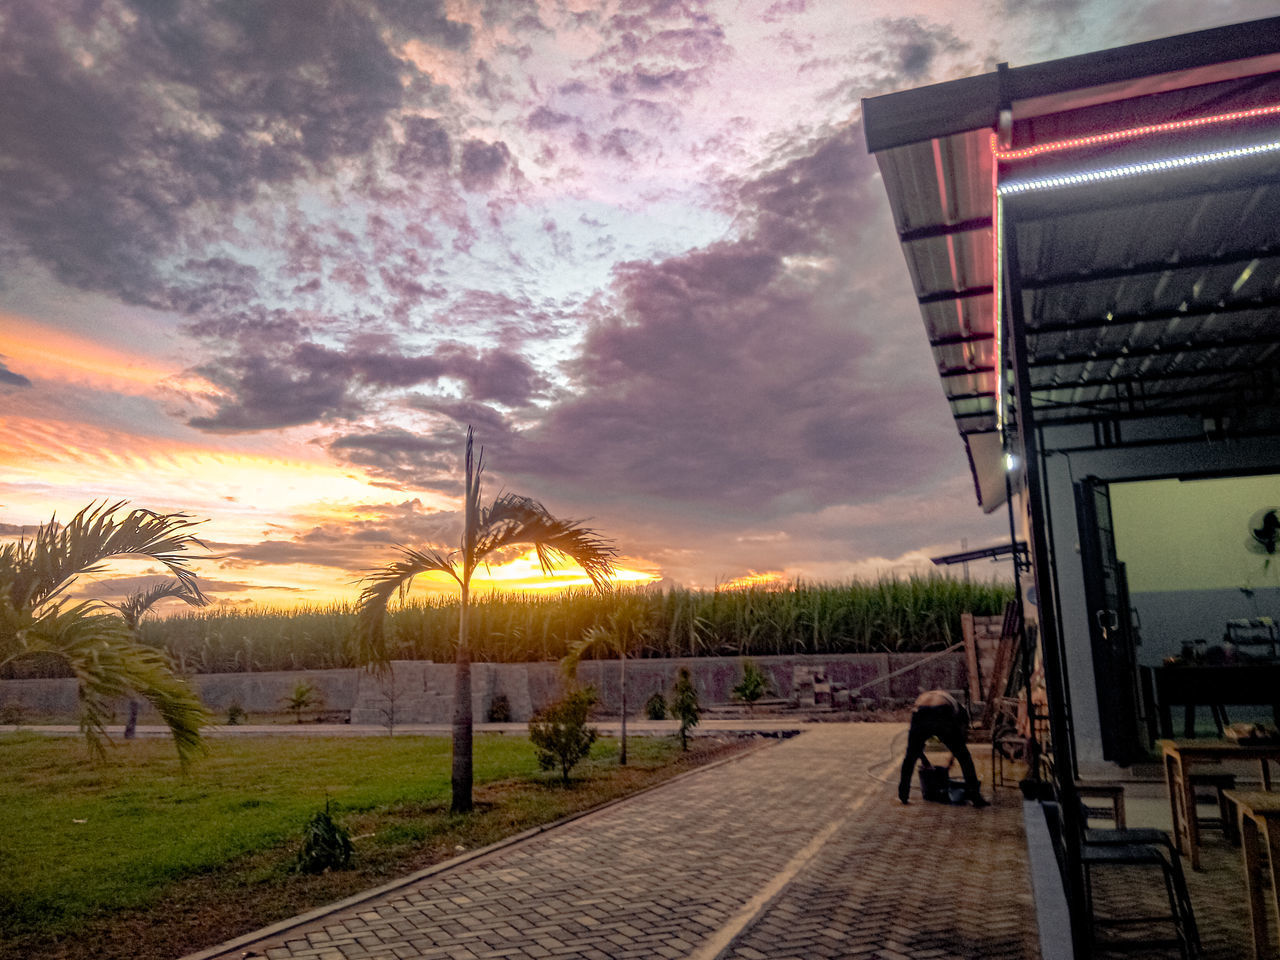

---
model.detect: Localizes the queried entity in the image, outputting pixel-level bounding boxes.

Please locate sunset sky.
[1,0,1272,607]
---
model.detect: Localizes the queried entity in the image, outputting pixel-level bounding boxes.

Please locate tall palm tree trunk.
[452,583,473,813]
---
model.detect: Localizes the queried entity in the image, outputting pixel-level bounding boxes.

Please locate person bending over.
[898,689,989,807]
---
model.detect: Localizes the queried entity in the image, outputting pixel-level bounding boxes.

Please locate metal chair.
[1044,800,1202,959]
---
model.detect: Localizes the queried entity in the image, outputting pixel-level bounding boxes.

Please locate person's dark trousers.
[898,705,982,803]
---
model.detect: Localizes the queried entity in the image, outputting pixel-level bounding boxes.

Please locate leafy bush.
[671,667,701,751]
[0,701,26,725]
[528,688,599,785]
[487,693,512,723]
[644,691,667,720]
[226,702,246,725]
[731,658,770,711]
[293,802,353,874]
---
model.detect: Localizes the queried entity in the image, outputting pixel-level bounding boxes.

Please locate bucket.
[918,758,971,804]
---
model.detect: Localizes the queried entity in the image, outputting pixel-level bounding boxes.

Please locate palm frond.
[109,578,210,631]
[355,546,459,670]
[3,501,207,611]
[474,493,618,590]
[561,623,613,680]
[461,426,484,571]
[20,602,207,766]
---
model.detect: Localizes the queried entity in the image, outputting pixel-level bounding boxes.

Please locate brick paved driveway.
[191,725,1040,960]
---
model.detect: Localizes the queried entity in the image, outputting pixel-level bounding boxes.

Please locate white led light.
[997,140,1280,195]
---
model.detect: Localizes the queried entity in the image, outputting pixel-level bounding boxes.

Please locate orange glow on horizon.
[0,414,455,538]
[0,313,204,395]
[467,552,658,592]
[719,570,787,590]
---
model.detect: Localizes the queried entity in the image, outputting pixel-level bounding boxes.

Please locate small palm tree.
[356,428,617,813]
[563,598,651,765]
[110,579,207,632]
[109,578,210,738]
[280,679,323,723]
[0,501,210,764]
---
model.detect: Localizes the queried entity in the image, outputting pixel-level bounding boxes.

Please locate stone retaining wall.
[0,652,965,724]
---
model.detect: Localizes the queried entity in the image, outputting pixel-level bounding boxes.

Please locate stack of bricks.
[962,612,1005,710]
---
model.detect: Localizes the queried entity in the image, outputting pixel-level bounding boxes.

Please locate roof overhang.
[863,17,1280,512]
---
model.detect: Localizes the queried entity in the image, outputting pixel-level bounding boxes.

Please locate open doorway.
[1108,473,1280,740]
[1110,473,1280,665]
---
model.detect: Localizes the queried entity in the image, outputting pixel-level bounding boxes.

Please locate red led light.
[995,103,1280,161]
[989,132,1004,431]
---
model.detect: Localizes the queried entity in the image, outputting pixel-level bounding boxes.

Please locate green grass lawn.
[0,730,751,960]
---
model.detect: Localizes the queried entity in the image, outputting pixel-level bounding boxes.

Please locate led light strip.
[990,133,1005,432]
[995,103,1280,161]
[997,139,1280,195]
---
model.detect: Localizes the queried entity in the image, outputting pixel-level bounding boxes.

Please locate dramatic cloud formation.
[0,0,1266,604]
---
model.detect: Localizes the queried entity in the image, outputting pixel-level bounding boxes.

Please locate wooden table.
[1159,739,1280,870]
[1224,791,1280,960]
[1145,664,1280,739]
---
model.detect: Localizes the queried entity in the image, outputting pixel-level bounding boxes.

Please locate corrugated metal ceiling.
[871,66,1280,505]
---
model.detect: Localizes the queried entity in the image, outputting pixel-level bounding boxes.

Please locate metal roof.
[864,18,1280,510]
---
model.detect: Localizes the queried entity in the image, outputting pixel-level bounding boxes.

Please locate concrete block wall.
[0,652,965,724]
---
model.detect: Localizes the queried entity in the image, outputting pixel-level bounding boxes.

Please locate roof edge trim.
[863,16,1280,153]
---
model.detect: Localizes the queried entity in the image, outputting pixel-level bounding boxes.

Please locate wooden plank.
[962,611,983,706]
[980,602,1021,728]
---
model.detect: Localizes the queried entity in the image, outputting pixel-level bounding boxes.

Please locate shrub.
[528,688,599,785]
[487,693,512,723]
[644,691,667,720]
[226,701,246,725]
[732,658,770,712]
[293,801,353,874]
[671,667,701,751]
[0,701,26,726]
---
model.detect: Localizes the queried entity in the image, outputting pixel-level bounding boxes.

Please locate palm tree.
[563,597,651,765]
[0,501,210,764]
[110,578,208,632]
[109,578,210,739]
[356,428,617,813]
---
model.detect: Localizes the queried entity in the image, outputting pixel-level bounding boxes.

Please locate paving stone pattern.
[1086,837,1255,959]
[205,727,1041,960]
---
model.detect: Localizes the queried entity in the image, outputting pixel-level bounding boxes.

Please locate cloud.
[328,428,463,490]
[811,15,976,109]
[208,500,463,571]
[188,339,546,433]
[763,0,808,22]
[72,574,294,600]
[0,359,31,388]
[459,139,514,191]
[379,0,473,47]
[395,116,454,176]
[502,122,955,521]
[876,17,969,80]
[0,1,432,308]
[587,2,730,110]
[527,105,574,131]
